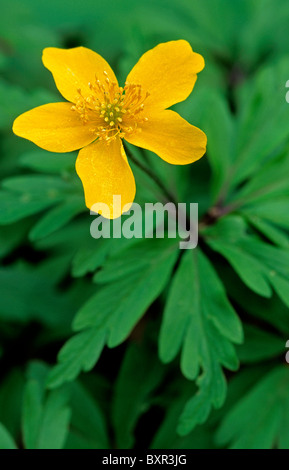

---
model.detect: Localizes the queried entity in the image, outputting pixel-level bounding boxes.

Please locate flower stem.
[123,142,237,230]
[123,142,177,203]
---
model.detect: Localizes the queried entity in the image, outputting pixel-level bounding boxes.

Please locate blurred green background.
[1,0,289,449]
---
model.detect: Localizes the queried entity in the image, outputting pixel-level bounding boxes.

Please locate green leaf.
[0,370,25,439]
[243,199,289,229]
[22,380,43,449]
[0,422,17,449]
[65,381,109,449]
[0,191,58,224]
[233,152,289,207]
[204,216,271,297]
[0,263,77,328]
[269,273,289,309]
[112,343,164,449]
[245,215,289,249]
[210,241,271,297]
[47,329,106,389]
[230,57,289,188]
[0,221,30,259]
[216,366,289,449]
[0,78,56,131]
[72,239,111,277]
[0,174,79,224]
[36,390,71,449]
[22,363,71,449]
[159,248,242,435]
[238,0,289,66]
[242,239,289,306]
[72,235,137,278]
[74,239,179,347]
[2,175,73,195]
[236,324,285,363]
[20,150,76,174]
[204,215,289,304]
[49,239,178,387]
[151,381,214,449]
[200,90,234,201]
[29,196,84,241]
[224,265,289,335]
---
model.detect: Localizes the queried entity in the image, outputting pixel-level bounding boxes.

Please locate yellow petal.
[42,47,118,103]
[76,138,136,219]
[13,103,96,152]
[125,110,207,165]
[126,40,204,111]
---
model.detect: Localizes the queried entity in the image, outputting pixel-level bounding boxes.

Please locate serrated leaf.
[92,238,174,284]
[49,239,178,387]
[204,215,289,304]
[204,216,271,297]
[224,265,289,335]
[159,248,242,435]
[242,239,289,305]
[72,235,138,278]
[74,239,179,347]
[72,240,111,277]
[47,329,106,389]
[151,381,214,449]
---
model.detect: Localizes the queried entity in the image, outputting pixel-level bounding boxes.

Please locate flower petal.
[124,110,207,165]
[42,47,118,103]
[13,102,97,152]
[125,40,204,111]
[76,138,136,219]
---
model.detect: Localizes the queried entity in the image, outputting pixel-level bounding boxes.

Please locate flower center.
[71,71,150,143]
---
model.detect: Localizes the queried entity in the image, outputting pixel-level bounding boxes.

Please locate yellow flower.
[13,40,207,218]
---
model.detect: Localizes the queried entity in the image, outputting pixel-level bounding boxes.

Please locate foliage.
[0,0,289,449]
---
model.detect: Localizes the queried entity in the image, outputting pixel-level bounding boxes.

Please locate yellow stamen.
[72,76,149,143]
